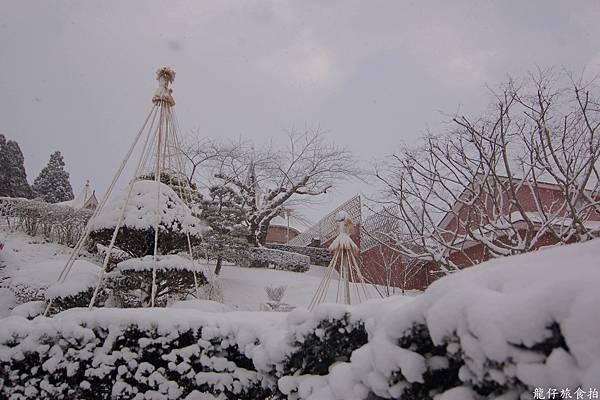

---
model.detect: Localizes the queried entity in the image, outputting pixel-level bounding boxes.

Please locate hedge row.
[265,244,332,266]
[242,247,311,272]
[0,306,369,399]
[195,245,311,273]
[0,197,92,246]
[0,301,590,400]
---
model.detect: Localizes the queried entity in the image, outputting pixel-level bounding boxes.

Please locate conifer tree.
[0,134,32,198]
[201,185,249,275]
[138,171,202,212]
[32,151,74,203]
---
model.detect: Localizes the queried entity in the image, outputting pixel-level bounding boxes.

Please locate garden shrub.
[106,255,207,307]
[0,311,273,400]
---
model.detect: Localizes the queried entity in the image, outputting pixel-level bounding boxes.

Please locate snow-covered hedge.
[266,244,332,266]
[1,239,599,399]
[256,305,372,399]
[197,245,311,273]
[242,247,311,272]
[297,240,600,400]
[0,309,283,399]
[0,197,92,246]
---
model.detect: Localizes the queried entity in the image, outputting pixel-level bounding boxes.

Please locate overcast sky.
[2,1,600,227]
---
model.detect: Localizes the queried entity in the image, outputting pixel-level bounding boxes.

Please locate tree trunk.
[214,257,223,275]
[256,218,271,245]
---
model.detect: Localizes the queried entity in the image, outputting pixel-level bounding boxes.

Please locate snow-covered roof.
[287,195,362,246]
[57,180,96,209]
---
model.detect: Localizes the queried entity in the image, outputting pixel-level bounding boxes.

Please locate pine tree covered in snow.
[201,185,249,274]
[138,171,202,212]
[89,180,209,306]
[32,150,74,203]
[0,134,33,198]
[89,179,204,258]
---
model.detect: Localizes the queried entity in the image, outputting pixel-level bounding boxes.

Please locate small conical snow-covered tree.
[138,171,202,213]
[32,151,74,203]
[201,185,249,275]
[0,134,33,198]
[89,179,208,307]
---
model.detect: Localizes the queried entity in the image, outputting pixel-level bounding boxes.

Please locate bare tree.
[214,128,358,245]
[372,70,600,275]
[179,132,223,186]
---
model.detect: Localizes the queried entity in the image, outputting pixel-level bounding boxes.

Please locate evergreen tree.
[32,151,74,203]
[0,134,32,198]
[201,185,249,275]
[138,171,202,212]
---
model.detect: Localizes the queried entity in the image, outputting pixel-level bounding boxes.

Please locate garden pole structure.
[308,212,374,310]
[44,67,209,316]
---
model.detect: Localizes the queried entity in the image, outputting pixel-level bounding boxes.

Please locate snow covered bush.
[95,243,131,271]
[0,309,281,400]
[106,255,207,307]
[317,240,600,400]
[46,284,108,315]
[363,322,462,400]
[196,246,310,273]
[89,180,205,258]
[88,181,213,306]
[3,259,101,311]
[249,306,370,398]
[280,311,368,377]
[10,301,46,319]
[136,172,202,211]
[265,285,287,303]
[266,244,332,266]
[0,197,91,245]
[242,247,310,272]
[261,285,293,312]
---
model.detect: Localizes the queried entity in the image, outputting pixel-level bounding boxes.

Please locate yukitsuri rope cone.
[44,67,210,315]
[308,211,377,310]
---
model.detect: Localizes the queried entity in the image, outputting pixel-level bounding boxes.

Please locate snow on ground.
[0,230,74,273]
[0,229,411,312]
